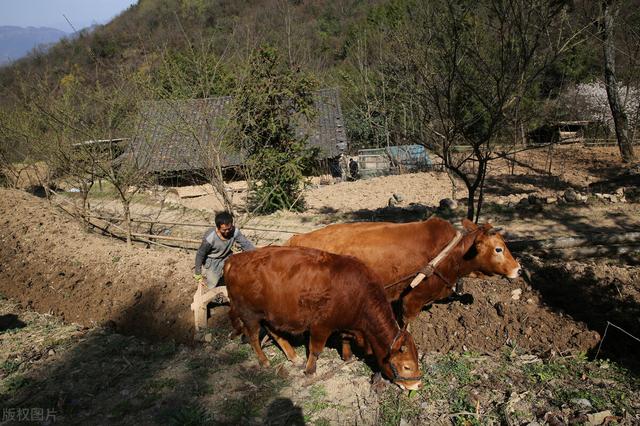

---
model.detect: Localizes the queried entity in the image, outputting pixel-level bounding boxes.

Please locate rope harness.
[382,228,480,293]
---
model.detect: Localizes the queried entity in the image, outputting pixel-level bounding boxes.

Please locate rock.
[615,187,625,197]
[528,194,544,205]
[609,195,619,203]
[388,197,397,207]
[439,198,457,210]
[545,197,557,204]
[563,188,579,202]
[48,349,56,356]
[586,410,613,425]
[204,333,213,343]
[517,198,530,207]
[393,193,405,202]
[570,398,592,409]
[399,419,409,426]
[511,289,522,300]
[494,302,505,317]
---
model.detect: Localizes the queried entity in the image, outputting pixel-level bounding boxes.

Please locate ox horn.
[409,273,426,288]
[487,226,503,235]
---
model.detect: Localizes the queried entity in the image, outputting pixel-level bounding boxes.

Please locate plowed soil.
[0,187,624,360]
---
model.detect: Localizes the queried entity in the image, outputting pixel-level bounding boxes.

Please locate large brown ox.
[223,246,422,390]
[287,217,521,323]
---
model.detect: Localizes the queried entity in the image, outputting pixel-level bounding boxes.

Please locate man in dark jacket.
[191,211,255,330]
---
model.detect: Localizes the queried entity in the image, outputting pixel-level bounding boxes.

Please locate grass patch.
[162,403,215,426]
[1,375,32,397]
[431,353,477,386]
[218,344,251,365]
[1,359,20,376]
[145,377,179,393]
[378,388,422,425]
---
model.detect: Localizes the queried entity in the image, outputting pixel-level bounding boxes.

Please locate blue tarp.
[385,144,432,168]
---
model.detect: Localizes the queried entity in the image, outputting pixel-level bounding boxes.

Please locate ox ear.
[462,218,478,232]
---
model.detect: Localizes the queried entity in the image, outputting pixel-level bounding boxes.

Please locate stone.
[563,188,579,202]
[570,398,592,409]
[528,194,543,205]
[511,289,522,300]
[393,193,405,202]
[439,198,457,210]
[388,197,397,207]
[586,410,613,425]
[204,333,213,343]
[615,187,625,197]
[545,197,557,204]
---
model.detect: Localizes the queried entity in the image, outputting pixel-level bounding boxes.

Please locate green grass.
[1,360,20,376]
[431,353,477,386]
[218,344,251,365]
[1,375,32,397]
[145,377,179,393]
[163,403,215,426]
[377,388,422,426]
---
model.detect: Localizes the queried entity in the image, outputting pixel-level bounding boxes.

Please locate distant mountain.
[0,26,68,65]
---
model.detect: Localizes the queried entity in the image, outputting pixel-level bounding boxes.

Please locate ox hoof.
[303,366,317,376]
[258,359,271,368]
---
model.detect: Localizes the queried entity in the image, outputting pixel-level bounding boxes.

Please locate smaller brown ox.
[224,246,422,390]
[287,218,521,324]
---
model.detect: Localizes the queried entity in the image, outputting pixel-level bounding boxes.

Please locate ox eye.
[495,247,503,253]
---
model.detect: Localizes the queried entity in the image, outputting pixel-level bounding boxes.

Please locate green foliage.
[232,45,318,213]
[164,403,214,426]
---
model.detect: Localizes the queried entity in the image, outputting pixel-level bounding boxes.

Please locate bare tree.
[146,37,237,213]
[370,0,582,220]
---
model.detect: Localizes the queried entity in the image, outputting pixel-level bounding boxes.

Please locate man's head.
[215,211,235,239]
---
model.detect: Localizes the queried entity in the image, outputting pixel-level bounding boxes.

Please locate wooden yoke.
[409,231,463,288]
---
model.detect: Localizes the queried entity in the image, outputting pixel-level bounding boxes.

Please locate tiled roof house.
[125,88,348,174]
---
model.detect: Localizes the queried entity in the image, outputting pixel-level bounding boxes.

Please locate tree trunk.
[465,187,475,220]
[602,0,635,162]
[124,202,132,246]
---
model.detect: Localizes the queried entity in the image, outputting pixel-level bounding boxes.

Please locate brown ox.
[287,218,521,323]
[224,246,422,390]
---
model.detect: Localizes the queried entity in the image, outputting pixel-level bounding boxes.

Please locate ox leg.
[305,328,331,375]
[228,306,243,338]
[244,320,270,368]
[354,331,373,356]
[341,336,353,362]
[265,327,299,364]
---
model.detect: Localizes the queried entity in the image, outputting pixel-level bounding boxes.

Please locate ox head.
[462,219,521,279]
[383,329,422,391]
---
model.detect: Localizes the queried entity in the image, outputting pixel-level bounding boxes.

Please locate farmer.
[349,158,359,180]
[191,211,255,330]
